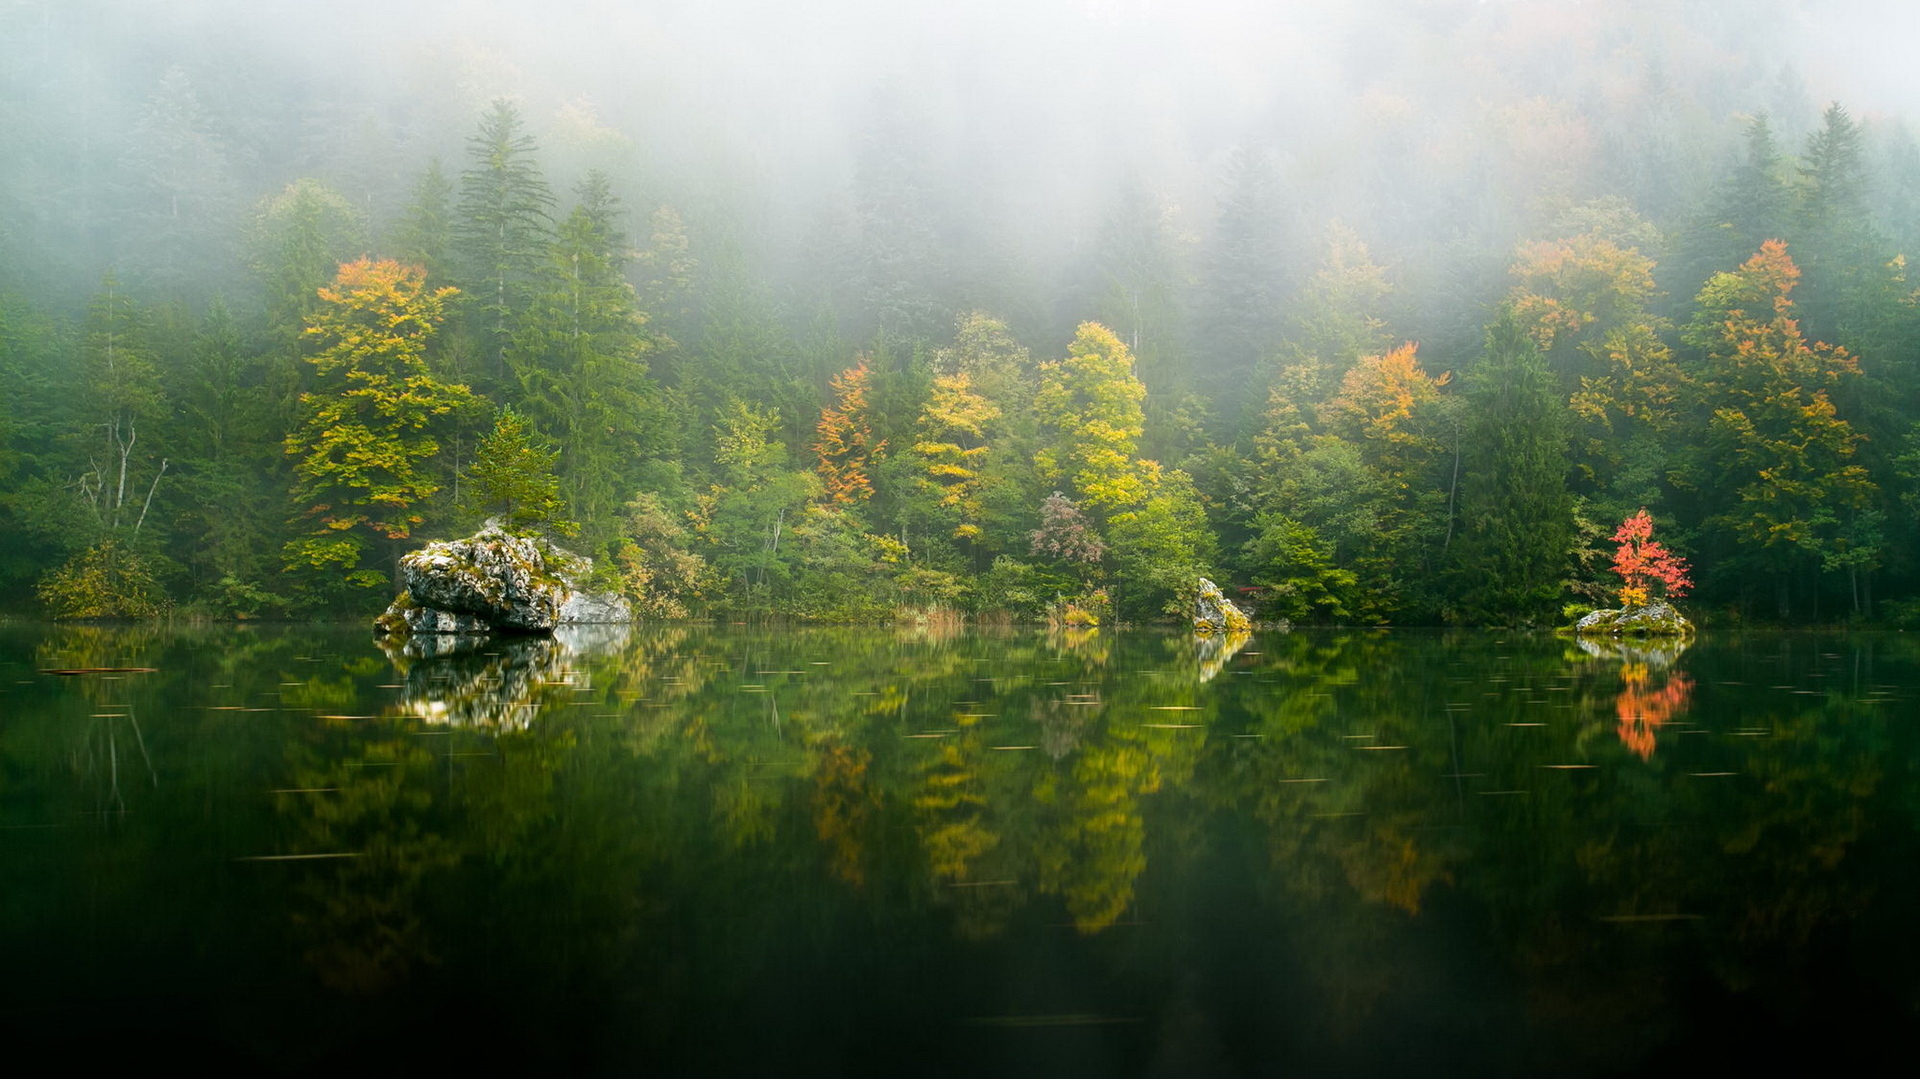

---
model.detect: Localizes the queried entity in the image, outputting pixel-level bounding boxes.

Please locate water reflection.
[2,624,1916,1073]
[1574,634,1696,759]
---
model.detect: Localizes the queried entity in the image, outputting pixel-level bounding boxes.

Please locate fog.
[8,0,1898,334]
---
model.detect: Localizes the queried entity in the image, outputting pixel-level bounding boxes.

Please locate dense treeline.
[5,6,1920,625]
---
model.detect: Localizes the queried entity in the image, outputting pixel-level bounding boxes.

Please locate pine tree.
[392,159,455,283]
[456,99,555,383]
[509,170,659,541]
[463,407,575,538]
[1195,146,1289,434]
[1450,312,1573,625]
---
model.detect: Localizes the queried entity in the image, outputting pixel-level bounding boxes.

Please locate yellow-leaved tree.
[284,258,477,594]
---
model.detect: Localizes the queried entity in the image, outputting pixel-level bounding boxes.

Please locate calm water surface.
[2,623,1917,1075]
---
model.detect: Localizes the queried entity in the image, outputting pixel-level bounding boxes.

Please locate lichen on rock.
[1194,577,1252,635]
[375,523,631,638]
[1568,600,1694,639]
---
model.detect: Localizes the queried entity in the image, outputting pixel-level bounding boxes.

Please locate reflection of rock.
[1193,578,1251,635]
[1571,601,1693,638]
[385,636,570,731]
[1574,635,1691,670]
[379,618,631,730]
[374,524,630,638]
[1195,629,1252,683]
[554,621,632,657]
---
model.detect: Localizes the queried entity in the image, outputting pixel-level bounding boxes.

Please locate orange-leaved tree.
[813,360,884,505]
[1610,509,1691,608]
[1683,240,1875,606]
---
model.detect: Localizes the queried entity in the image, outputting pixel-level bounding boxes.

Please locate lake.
[2,622,1915,1075]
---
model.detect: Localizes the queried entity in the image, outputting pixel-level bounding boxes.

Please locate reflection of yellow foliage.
[716,776,778,848]
[1340,824,1452,916]
[281,732,460,995]
[812,743,873,887]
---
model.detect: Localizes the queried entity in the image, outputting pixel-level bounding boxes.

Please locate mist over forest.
[4,0,1919,625]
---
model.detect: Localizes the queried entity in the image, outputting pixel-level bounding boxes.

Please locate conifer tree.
[462,407,574,538]
[392,159,455,283]
[509,171,659,541]
[456,99,555,383]
[1451,312,1572,625]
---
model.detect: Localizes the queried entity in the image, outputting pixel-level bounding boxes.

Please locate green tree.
[1683,240,1875,617]
[391,159,455,283]
[284,258,477,593]
[509,171,661,542]
[1450,312,1573,625]
[692,398,816,609]
[456,99,555,382]
[248,178,365,354]
[1107,467,1215,619]
[462,407,575,538]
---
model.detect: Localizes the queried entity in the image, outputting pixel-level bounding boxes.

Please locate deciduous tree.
[284,258,477,591]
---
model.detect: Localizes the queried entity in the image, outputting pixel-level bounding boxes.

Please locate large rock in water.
[1571,601,1693,638]
[1193,577,1252,635]
[375,524,631,636]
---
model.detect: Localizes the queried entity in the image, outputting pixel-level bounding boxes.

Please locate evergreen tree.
[1195,146,1289,436]
[463,407,575,538]
[456,99,555,384]
[392,159,455,283]
[1793,102,1880,345]
[853,84,945,340]
[248,178,365,354]
[1450,312,1573,625]
[508,170,660,543]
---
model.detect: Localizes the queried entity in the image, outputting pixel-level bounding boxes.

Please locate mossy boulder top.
[377,525,630,636]
[1571,601,1694,638]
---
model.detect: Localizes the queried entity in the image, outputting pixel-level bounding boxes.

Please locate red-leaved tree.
[1611,509,1692,607]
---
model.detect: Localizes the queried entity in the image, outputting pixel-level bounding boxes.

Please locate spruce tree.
[508,171,660,544]
[1450,311,1573,625]
[456,99,555,385]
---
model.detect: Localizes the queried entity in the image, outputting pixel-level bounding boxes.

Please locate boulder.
[376,524,631,637]
[1193,577,1252,635]
[1570,600,1693,638]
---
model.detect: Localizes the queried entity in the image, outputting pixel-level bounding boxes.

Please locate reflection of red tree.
[1615,662,1695,759]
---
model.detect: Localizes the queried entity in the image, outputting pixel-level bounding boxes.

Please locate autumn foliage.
[813,360,884,504]
[1611,509,1692,607]
[1614,664,1695,760]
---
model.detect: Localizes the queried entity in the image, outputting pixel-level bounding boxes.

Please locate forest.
[3,0,1920,627]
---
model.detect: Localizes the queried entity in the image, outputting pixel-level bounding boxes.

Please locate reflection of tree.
[278,724,458,994]
[11,621,1912,1070]
[1613,663,1695,759]
[811,741,874,887]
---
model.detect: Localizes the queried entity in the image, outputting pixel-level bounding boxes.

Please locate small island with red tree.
[1568,510,1695,637]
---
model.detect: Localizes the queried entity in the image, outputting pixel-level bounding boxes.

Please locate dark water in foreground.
[2,622,1917,1075]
